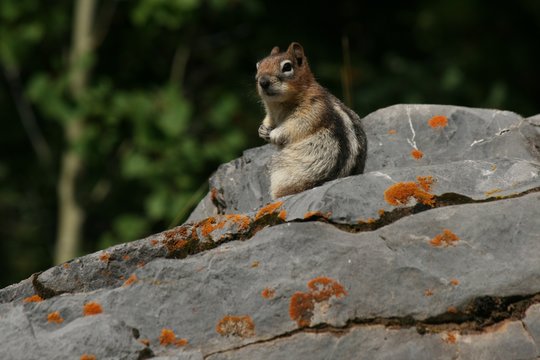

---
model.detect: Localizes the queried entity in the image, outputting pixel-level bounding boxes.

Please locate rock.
[206,321,538,360]
[188,105,540,220]
[1,105,539,359]
[187,145,275,222]
[363,105,539,172]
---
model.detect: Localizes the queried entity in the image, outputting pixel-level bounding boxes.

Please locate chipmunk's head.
[255,42,313,103]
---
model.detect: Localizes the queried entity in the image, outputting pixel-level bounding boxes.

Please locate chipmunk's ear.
[287,42,304,66]
[270,46,280,55]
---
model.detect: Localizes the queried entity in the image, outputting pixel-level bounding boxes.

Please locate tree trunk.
[54,0,96,264]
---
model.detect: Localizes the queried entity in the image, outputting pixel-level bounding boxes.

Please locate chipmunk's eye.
[280,60,293,75]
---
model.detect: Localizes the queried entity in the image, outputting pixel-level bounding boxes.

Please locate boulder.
[1,105,539,359]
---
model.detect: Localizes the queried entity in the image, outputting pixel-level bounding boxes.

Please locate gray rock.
[0,303,147,360]
[363,105,539,172]
[187,146,275,222]
[280,157,540,224]
[207,321,539,360]
[523,303,540,347]
[1,105,540,359]
[2,193,539,358]
[188,105,540,220]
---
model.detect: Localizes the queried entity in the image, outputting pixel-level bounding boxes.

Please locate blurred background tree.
[1,0,539,287]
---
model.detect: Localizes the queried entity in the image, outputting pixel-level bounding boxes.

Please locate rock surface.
[1,104,540,360]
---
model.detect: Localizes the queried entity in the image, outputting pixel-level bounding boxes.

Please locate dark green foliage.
[1,0,540,286]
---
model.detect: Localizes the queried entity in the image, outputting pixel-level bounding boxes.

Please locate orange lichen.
[24,295,43,303]
[99,252,111,263]
[416,176,435,192]
[424,289,434,297]
[47,311,64,324]
[250,261,260,268]
[159,328,175,345]
[289,292,315,327]
[137,261,145,268]
[163,226,189,241]
[255,201,284,220]
[430,229,460,247]
[122,255,130,261]
[447,306,458,314]
[278,210,287,221]
[384,179,435,207]
[80,355,96,360]
[83,301,103,316]
[139,338,151,347]
[378,209,385,217]
[123,274,138,287]
[450,278,460,286]
[159,328,189,347]
[216,315,255,337]
[428,115,448,128]
[224,214,252,231]
[289,277,348,327]
[444,332,458,344]
[262,287,276,299]
[175,338,188,346]
[411,149,424,160]
[168,239,188,251]
[307,277,348,302]
[198,217,225,237]
[388,129,397,135]
[150,239,159,246]
[63,263,71,269]
[193,214,253,239]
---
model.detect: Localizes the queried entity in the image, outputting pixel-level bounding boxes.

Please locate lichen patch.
[216,315,255,338]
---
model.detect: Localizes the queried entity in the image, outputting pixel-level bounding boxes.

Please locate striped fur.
[256,43,367,199]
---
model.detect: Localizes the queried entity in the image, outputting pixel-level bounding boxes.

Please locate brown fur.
[256,42,367,199]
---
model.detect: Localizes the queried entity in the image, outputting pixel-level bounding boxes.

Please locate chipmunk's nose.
[259,76,271,90]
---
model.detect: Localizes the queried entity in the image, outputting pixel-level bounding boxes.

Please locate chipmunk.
[256,42,367,199]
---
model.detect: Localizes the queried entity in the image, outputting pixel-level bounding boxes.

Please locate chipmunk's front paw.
[269,128,287,146]
[258,124,273,141]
